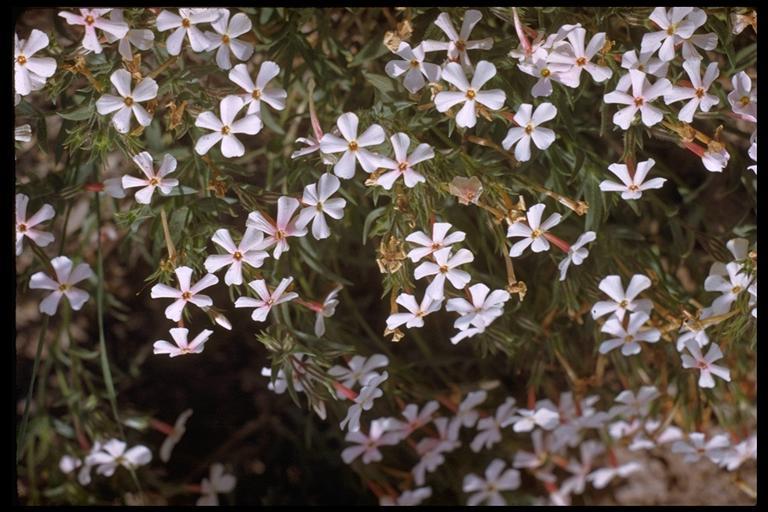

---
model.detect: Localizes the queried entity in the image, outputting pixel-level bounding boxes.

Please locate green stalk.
[16,315,49,463]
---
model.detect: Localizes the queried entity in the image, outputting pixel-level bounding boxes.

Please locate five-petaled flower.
[195,95,262,158]
[435,61,506,128]
[681,339,731,388]
[30,256,94,316]
[14,30,57,96]
[376,133,435,190]
[204,9,254,70]
[385,42,442,94]
[414,247,475,301]
[156,8,221,55]
[153,327,213,358]
[603,69,671,130]
[229,61,287,116]
[150,266,219,322]
[246,196,307,259]
[599,158,666,200]
[296,173,347,240]
[319,112,386,179]
[235,277,299,322]
[96,69,158,134]
[204,228,270,286]
[122,152,179,205]
[16,193,55,256]
[58,9,129,54]
[506,203,562,257]
[502,102,558,162]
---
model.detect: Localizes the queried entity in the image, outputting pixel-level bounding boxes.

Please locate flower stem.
[16,315,49,463]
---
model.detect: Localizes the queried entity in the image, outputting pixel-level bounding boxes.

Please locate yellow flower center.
[439,264,449,273]
[252,89,262,100]
[182,18,191,28]
[465,89,476,100]
[740,95,751,106]
[633,97,645,107]
[628,183,639,191]
[731,285,742,294]
[85,15,95,25]
[524,124,534,135]
[348,140,359,151]
[233,251,243,261]
[666,24,677,35]
[540,68,551,78]
[58,283,70,292]
[619,299,629,308]
[275,230,285,240]
[624,334,634,343]
[398,161,408,171]
[18,223,27,232]
[409,59,420,68]
[182,291,192,300]
[695,87,705,99]
[149,177,159,186]
[637,64,645,71]
[531,228,542,238]
[576,56,587,66]
[124,97,134,107]
[222,34,230,44]
[221,125,231,135]
[16,54,27,66]
[456,39,466,52]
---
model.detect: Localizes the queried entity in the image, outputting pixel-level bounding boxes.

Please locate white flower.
[197,463,236,506]
[664,61,720,122]
[604,69,672,130]
[558,231,596,281]
[434,61,506,128]
[586,461,642,489]
[95,69,158,134]
[153,327,212,358]
[15,124,32,143]
[748,281,757,318]
[314,285,342,337]
[681,339,731,388]
[385,42,442,94]
[506,203,562,257]
[195,95,262,158]
[705,261,752,314]
[616,50,668,91]
[58,9,128,54]
[676,307,716,351]
[380,487,432,506]
[229,61,286,116]
[561,440,605,495]
[677,8,718,62]
[518,58,577,98]
[14,29,57,96]
[599,158,666,200]
[159,409,193,463]
[412,417,461,485]
[450,325,488,344]
[513,430,551,470]
[122,152,179,204]
[375,133,434,190]
[246,196,307,259]
[640,7,702,62]
[150,266,218,322]
[599,310,660,356]
[340,372,389,432]
[422,9,493,70]
[727,71,757,122]
[387,401,440,441]
[609,386,659,418]
[30,256,94,316]
[59,455,82,474]
[234,277,298,322]
[386,293,443,330]
[328,354,389,392]
[547,28,612,84]
[463,459,520,506]
[295,173,347,240]
[156,8,221,55]
[671,432,730,463]
[85,439,151,477]
[448,390,487,438]
[204,228,270,286]
[502,102,557,162]
[505,407,560,433]
[414,247,474,301]
[591,274,653,320]
[319,112,386,179]
[446,283,509,331]
[342,417,400,464]
[15,193,55,256]
[204,9,253,70]
[720,435,757,471]
[406,222,466,263]
[747,133,757,174]
[105,9,154,61]
[471,397,516,453]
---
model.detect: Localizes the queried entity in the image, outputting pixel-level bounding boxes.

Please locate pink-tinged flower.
[586,461,642,489]
[150,266,219,322]
[599,310,660,356]
[448,390,487,438]
[505,407,560,433]
[385,42,442,94]
[677,8,718,62]
[85,439,151,477]
[727,71,757,122]
[319,112,386,179]
[159,409,193,463]
[519,58,578,98]
[671,432,730,463]
[640,7,700,62]
[720,435,756,471]
[599,158,666,200]
[608,386,659,418]
[15,193,55,256]
[14,30,57,96]
[548,28,612,84]
[463,459,520,506]
[506,203,562,257]
[340,372,389,432]
[229,61,286,116]
[342,417,400,464]
[558,231,596,281]
[105,9,154,61]
[705,261,752,314]
[591,274,653,320]
[414,247,474,301]
[616,50,668,91]
[471,397,516,453]
[246,196,307,259]
[386,293,443,330]
[296,173,347,240]
[122,152,179,204]
[434,61,506,128]
[204,9,253,70]
[676,306,715,351]
[95,69,158,134]
[502,102,557,162]
[329,354,388,395]
[376,133,434,190]
[387,401,440,441]
[204,228,270,286]
[446,283,509,331]
[153,327,213,358]
[449,176,483,205]
[421,9,493,70]
[197,463,236,506]
[560,440,605,495]
[513,430,552,470]
[681,339,731,388]
[664,61,720,122]
[58,9,128,54]
[314,285,343,337]
[406,222,466,263]
[604,69,671,129]
[747,133,756,174]
[379,487,432,507]
[30,256,94,316]
[194,95,262,158]
[156,8,221,55]
[234,277,298,322]
[731,11,757,36]
[411,417,461,485]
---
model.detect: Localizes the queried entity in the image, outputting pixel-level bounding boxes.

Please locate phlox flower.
[412,417,460,485]
[608,386,659,418]
[229,61,287,116]
[448,390,487,438]
[406,222,466,263]
[379,487,432,506]
[234,277,298,322]
[342,418,400,464]
[320,112,385,179]
[681,339,731,388]
[422,9,493,70]
[599,310,660,356]
[547,27,612,84]
[677,8,718,62]
[558,231,596,281]
[720,435,757,471]
[105,9,154,61]
[604,69,671,130]
[15,193,55,256]
[414,247,474,301]
[591,273,653,320]
[295,173,347,240]
[122,152,179,204]
[204,228,270,286]
[387,401,440,441]
[560,440,605,495]
[463,459,520,506]
[616,49,668,91]
[506,203,562,257]
[204,9,254,70]
[85,439,151,477]
[501,102,557,162]
[340,372,389,432]
[664,60,720,123]
[671,432,730,463]
[246,196,307,259]
[375,133,434,190]
[328,354,389,392]
[314,285,342,337]
[727,71,757,122]
[385,42,441,94]
[586,461,642,489]
[30,256,94,316]
[58,9,129,54]
[505,407,560,433]
[156,8,221,55]
[14,29,57,96]
[446,283,509,331]
[386,293,443,330]
[471,397,516,453]
[640,7,704,62]
[194,95,262,158]
[434,61,506,128]
[197,463,236,506]
[599,158,666,200]
[159,409,193,463]
[96,69,158,134]
[704,261,752,314]
[150,266,218,322]
[153,327,213,358]
[518,58,577,98]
